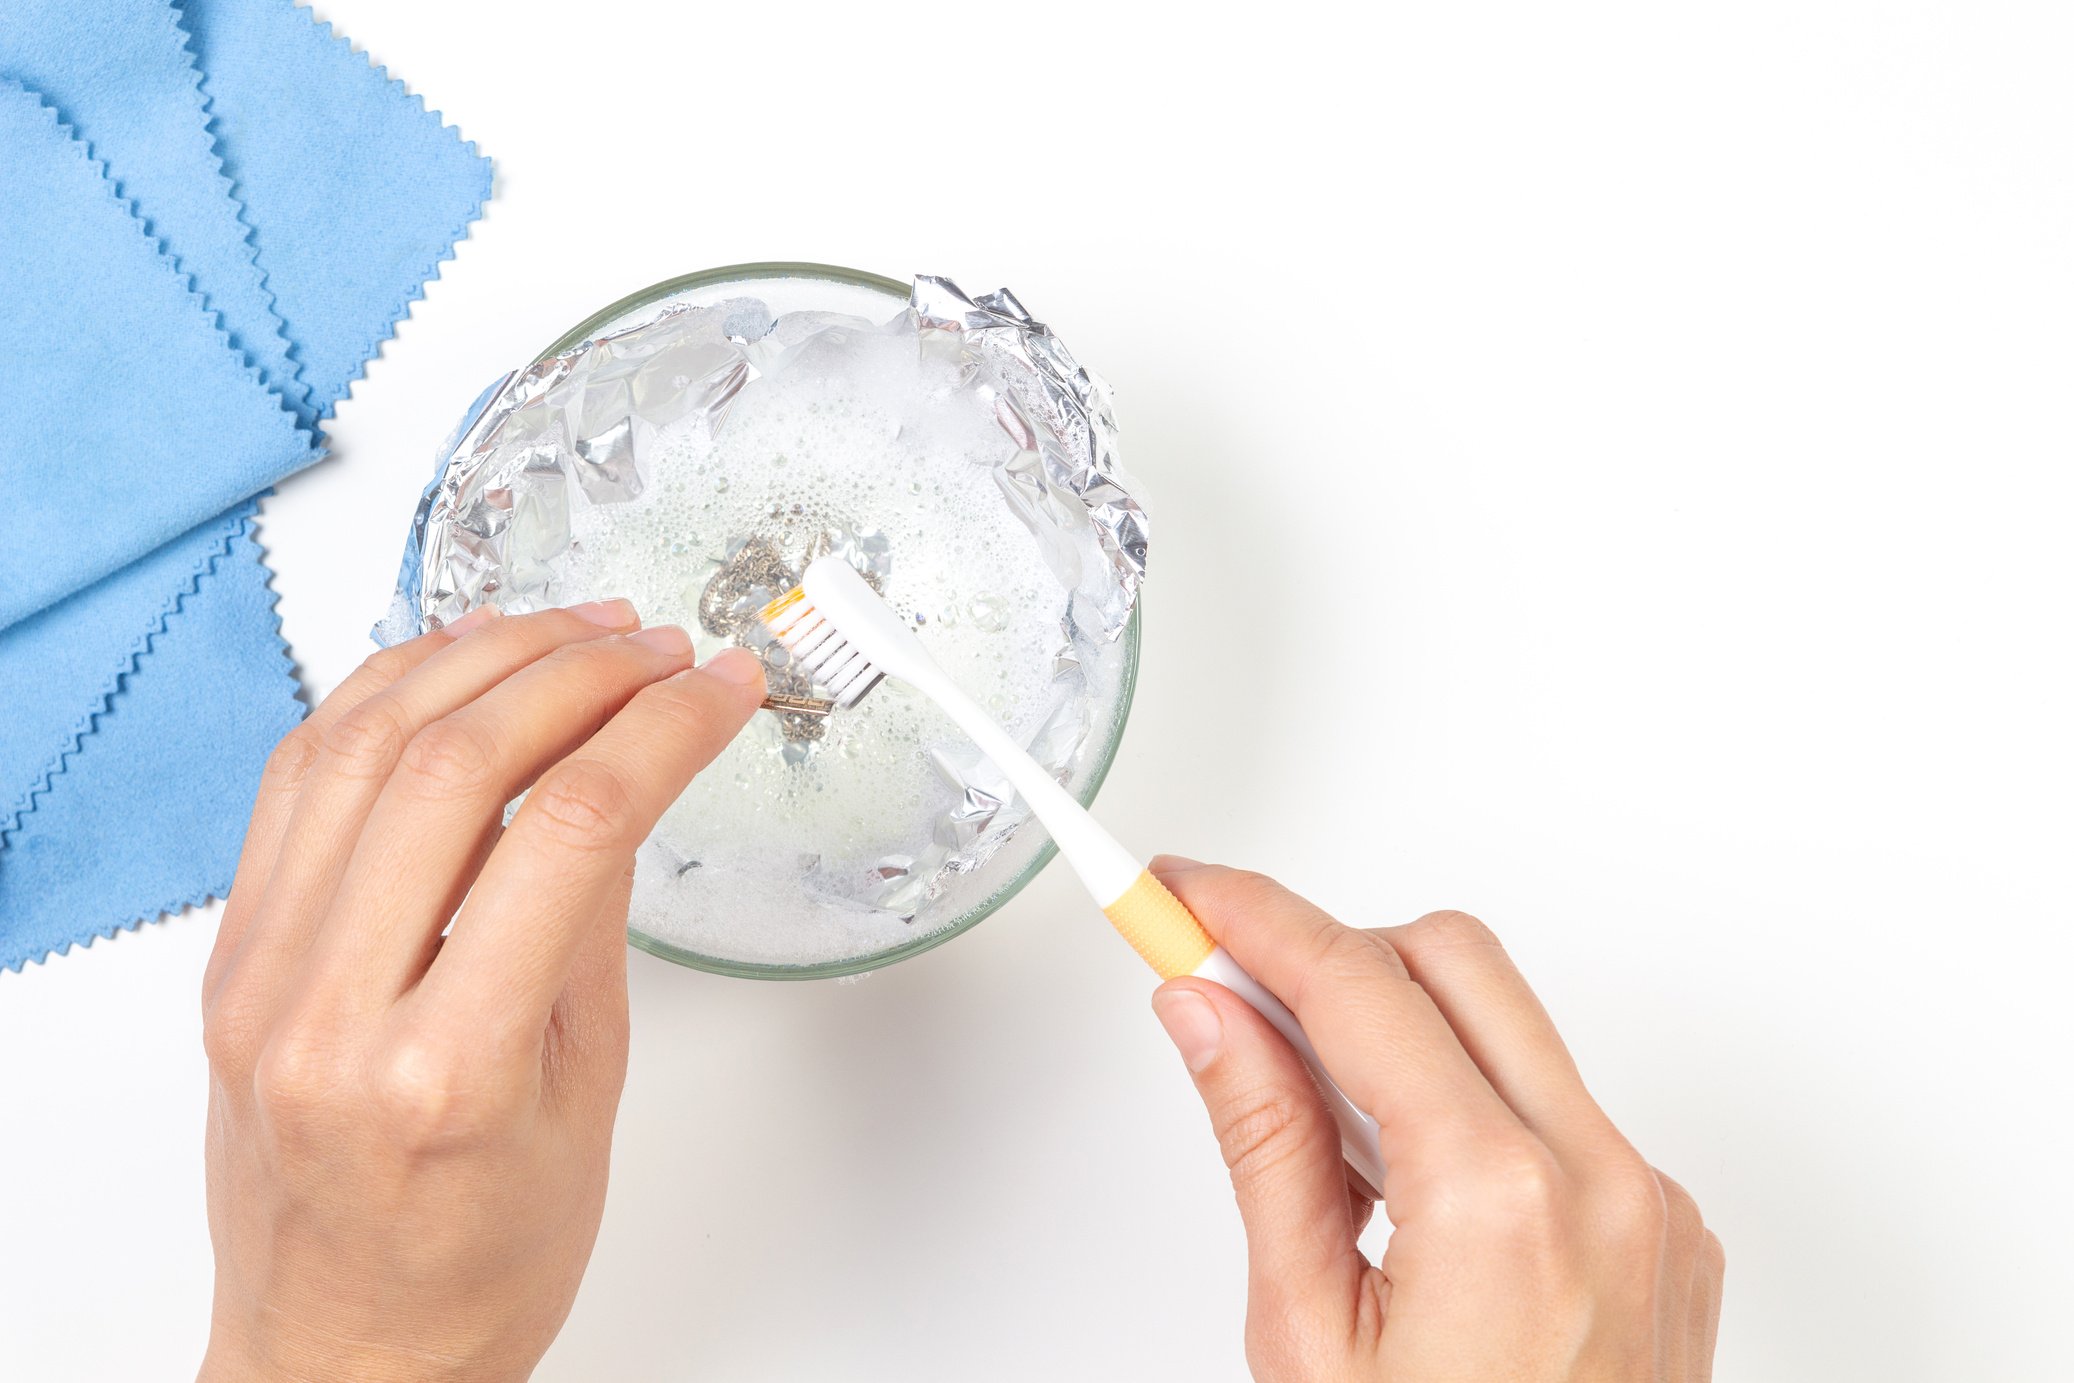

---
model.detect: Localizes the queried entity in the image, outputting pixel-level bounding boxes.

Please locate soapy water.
[545,313,1129,967]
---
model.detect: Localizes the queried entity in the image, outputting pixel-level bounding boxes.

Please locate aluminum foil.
[911,276,1147,646]
[375,275,1146,927]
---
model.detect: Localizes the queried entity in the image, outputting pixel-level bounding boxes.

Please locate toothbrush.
[760,557,1390,1198]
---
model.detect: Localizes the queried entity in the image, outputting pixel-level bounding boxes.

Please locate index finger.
[1149,857,1528,1180]
[411,648,767,1050]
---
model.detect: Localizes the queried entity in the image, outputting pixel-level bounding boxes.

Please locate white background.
[5,2,2072,1379]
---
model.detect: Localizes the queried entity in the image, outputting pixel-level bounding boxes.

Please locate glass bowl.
[535,263,1142,980]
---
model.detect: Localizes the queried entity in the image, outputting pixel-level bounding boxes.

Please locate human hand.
[197,601,765,1382]
[1148,859,1722,1382]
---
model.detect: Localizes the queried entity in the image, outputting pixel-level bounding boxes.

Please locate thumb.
[1153,976,1367,1336]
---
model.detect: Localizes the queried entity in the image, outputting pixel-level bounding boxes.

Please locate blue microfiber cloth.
[0,504,302,969]
[0,506,252,843]
[0,1,489,971]
[0,0,302,416]
[179,0,494,415]
[0,82,314,633]
[0,82,310,970]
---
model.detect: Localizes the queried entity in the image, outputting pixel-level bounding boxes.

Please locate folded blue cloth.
[0,1,489,971]
[0,0,301,415]
[0,82,308,970]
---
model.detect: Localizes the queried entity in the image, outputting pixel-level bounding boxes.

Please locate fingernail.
[569,598,638,628]
[1152,988,1223,1073]
[700,647,766,686]
[441,604,499,635]
[630,624,693,655]
[1151,853,1208,874]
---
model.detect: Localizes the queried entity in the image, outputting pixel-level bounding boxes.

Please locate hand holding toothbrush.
[1146,858,1725,1383]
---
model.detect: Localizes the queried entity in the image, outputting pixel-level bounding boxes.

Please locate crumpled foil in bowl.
[375,272,1147,954]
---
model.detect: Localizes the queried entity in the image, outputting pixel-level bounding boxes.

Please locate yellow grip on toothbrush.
[1103,870,1216,979]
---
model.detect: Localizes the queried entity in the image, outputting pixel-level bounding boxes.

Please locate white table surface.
[6,3,2072,1379]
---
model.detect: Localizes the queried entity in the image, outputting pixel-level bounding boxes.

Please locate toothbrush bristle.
[755,584,882,709]
[759,587,807,627]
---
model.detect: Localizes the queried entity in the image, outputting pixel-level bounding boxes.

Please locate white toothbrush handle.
[918,669,1390,1199]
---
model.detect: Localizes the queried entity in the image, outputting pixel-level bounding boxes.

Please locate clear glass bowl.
[537,263,1142,980]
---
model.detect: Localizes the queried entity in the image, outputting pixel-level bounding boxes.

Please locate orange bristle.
[759,586,806,624]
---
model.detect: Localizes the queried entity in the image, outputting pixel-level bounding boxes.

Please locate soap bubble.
[967,593,1009,633]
